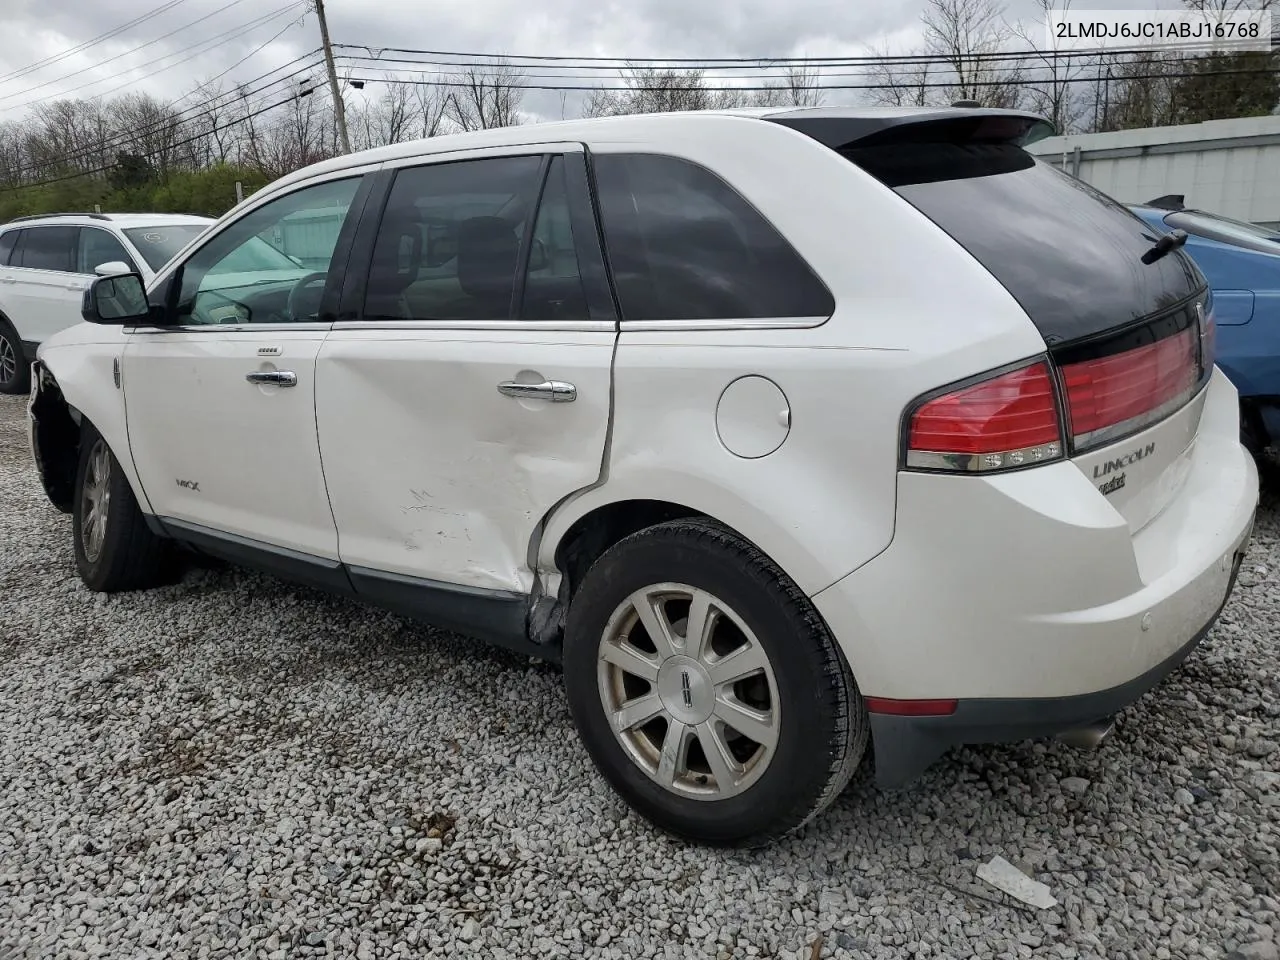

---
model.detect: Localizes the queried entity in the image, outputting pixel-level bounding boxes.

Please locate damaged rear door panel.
[315,145,618,633]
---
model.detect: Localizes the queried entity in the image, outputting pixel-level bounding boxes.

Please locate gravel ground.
[2,392,1280,960]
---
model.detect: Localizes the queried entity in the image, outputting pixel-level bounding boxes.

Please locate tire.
[72,423,177,592]
[1241,403,1269,458]
[562,517,868,847]
[0,317,30,396]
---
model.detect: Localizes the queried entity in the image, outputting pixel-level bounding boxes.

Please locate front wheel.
[562,518,868,847]
[73,425,177,592]
[0,318,30,395]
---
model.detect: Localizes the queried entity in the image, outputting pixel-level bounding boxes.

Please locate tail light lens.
[1060,323,1200,448]
[905,361,1064,473]
[904,292,1214,473]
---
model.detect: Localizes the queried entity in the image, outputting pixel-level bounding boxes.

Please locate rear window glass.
[17,225,77,272]
[0,230,15,266]
[592,153,834,322]
[842,141,1203,344]
[1164,210,1280,254]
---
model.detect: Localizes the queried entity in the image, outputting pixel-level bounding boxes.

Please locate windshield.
[1165,210,1280,253]
[122,225,210,271]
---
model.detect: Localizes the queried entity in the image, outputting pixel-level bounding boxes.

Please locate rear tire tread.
[564,516,868,847]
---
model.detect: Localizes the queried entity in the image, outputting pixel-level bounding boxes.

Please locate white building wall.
[1026,114,1280,228]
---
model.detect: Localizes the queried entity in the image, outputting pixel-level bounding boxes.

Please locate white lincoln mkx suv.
[29,106,1259,846]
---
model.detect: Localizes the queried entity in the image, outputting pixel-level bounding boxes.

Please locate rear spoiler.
[766,107,1056,152]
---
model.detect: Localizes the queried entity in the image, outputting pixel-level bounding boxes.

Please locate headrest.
[457,215,519,299]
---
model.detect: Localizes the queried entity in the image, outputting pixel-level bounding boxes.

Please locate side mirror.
[82,273,150,325]
[94,260,133,277]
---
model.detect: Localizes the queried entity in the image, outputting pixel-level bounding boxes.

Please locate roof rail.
[5,211,112,224]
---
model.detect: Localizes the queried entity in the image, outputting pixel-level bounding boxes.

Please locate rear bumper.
[812,366,1259,786]
[868,541,1248,787]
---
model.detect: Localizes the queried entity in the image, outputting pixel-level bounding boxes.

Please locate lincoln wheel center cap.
[656,656,715,725]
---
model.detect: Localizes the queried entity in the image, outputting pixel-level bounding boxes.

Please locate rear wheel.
[0,318,29,395]
[562,518,868,847]
[73,424,177,592]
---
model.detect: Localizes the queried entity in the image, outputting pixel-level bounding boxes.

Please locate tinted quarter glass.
[591,153,833,322]
[362,155,543,323]
[522,156,588,322]
[78,228,137,274]
[0,230,15,265]
[842,142,1203,344]
[18,225,77,272]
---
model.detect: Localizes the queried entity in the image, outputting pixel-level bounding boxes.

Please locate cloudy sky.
[0,0,1187,125]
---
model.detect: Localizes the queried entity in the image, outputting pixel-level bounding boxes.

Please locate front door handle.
[246,370,297,387]
[497,379,576,402]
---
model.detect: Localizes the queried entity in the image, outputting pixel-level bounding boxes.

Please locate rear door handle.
[246,370,297,387]
[497,379,576,402]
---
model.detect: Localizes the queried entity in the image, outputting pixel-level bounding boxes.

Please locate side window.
[78,228,138,275]
[522,156,588,322]
[591,153,834,322]
[174,177,360,325]
[362,155,545,323]
[16,226,77,273]
[0,230,16,266]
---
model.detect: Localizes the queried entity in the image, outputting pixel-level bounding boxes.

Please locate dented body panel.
[316,327,616,593]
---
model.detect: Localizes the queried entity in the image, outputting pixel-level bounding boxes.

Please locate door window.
[0,230,16,266]
[16,226,77,272]
[173,177,361,326]
[591,153,834,322]
[522,156,588,322]
[78,228,138,275]
[362,155,550,323]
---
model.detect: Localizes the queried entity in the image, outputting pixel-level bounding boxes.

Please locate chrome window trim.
[330,319,615,334]
[618,316,831,331]
[125,323,334,334]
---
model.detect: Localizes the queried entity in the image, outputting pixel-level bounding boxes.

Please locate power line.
[16,87,322,191]
[330,50,1252,85]
[0,0,255,106]
[0,0,193,85]
[334,41,1280,69]
[72,3,311,107]
[337,62,1280,94]
[8,58,323,181]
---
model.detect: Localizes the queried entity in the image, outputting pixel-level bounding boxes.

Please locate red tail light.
[906,361,1064,473]
[1060,323,1200,448]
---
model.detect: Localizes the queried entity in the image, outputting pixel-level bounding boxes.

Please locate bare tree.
[1010,0,1087,132]
[922,0,1023,107]
[584,64,746,117]
[752,65,826,108]
[445,63,525,131]
[864,40,935,107]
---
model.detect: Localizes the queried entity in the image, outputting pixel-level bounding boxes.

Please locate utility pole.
[313,0,351,154]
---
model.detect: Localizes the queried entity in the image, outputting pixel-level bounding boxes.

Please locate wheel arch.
[32,352,154,516]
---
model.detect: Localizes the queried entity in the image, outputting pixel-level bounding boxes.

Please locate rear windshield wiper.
[1141,229,1188,265]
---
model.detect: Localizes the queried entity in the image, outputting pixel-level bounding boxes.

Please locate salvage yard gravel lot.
[2,393,1280,960]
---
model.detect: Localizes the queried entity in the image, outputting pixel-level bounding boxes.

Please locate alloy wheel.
[81,439,112,563]
[597,583,781,800]
[0,334,15,386]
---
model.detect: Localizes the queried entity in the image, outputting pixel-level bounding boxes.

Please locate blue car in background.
[1127,196,1280,454]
